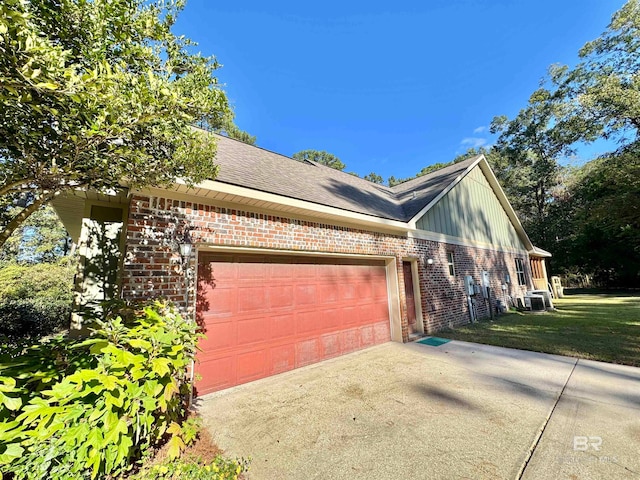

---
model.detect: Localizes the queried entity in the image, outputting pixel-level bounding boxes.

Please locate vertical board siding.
[416,166,525,249]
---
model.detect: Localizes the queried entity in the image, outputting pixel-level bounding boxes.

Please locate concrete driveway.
[196,340,640,479]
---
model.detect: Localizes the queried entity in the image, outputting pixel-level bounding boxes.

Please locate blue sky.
[176,0,626,181]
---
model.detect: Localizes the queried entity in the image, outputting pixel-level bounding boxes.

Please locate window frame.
[447,251,456,276]
[515,258,526,286]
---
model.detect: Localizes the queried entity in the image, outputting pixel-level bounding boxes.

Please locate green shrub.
[131,455,249,480]
[0,300,200,479]
[130,417,249,480]
[0,261,74,337]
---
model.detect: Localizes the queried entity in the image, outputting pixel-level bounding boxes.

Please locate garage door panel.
[236,317,269,346]
[360,325,375,348]
[198,356,235,393]
[269,263,291,280]
[296,338,322,367]
[356,281,373,299]
[199,320,235,350]
[196,254,391,395]
[356,304,375,325]
[298,264,317,278]
[373,280,388,299]
[207,262,236,281]
[237,262,268,280]
[322,308,343,330]
[319,283,339,303]
[372,301,391,321]
[340,283,357,301]
[237,286,266,313]
[339,328,360,353]
[270,313,296,340]
[237,349,268,384]
[374,322,392,342]
[295,284,317,305]
[204,287,237,317]
[269,285,294,309]
[341,306,359,326]
[297,310,320,335]
[269,344,295,374]
[321,332,341,358]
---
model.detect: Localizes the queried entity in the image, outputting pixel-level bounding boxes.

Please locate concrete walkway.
[196,340,640,479]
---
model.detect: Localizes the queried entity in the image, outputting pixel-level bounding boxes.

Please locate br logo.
[573,436,603,451]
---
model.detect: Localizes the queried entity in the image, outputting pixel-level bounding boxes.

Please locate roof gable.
[415,163,528,250]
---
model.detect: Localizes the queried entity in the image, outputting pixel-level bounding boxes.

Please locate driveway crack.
[516,358,579,480]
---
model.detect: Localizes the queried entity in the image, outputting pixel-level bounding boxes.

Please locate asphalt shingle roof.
[212,133,481,222]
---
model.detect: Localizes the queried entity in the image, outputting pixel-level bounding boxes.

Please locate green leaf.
[0,443,24,465]
[127,338,152,350]
[166,434,185,459]
[100,374,119,391]
[35,82,59,90]
[115,434,133,466]
[151,358,171,377]
[105,391,123,408]
[166,421,182,436]
[88,341,109,355]
[0,392,21,411]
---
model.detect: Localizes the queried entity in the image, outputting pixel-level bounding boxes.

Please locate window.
[515,258,526,285]
[447,251,455,276]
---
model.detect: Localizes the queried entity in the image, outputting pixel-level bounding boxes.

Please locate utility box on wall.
[481,271,490,299]
[464,275,474,296]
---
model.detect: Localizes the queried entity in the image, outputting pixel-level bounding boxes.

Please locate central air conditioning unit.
[527,289,554,310]
[524,294,546,312]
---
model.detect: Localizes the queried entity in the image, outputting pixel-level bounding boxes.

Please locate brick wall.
[122,195,533,341]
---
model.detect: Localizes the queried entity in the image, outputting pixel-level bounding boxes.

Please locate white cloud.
[473,126,487,134]
[460,137,487,148]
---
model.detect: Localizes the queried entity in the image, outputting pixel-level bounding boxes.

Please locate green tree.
[292,150,346,170]
[550,0,640,143]
[569,148,640,285]
[217,119,256,145]
[363,172,384,184]
[0,205,71,263]
[489,86,586,247]
[0,0,230,248]
[388,176,408,187]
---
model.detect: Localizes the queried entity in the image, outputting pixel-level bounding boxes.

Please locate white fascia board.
[136,179,412,233]
[407,156,484,229]
[529,246,552,257]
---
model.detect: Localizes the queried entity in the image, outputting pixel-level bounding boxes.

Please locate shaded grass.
[440,294,640,366]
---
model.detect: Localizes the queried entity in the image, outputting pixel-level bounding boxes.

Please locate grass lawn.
[440,294,640,366]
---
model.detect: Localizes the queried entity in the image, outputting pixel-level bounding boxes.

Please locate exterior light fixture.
[179,240,192,264]
[425,257,434,265]
[178,229,193,266]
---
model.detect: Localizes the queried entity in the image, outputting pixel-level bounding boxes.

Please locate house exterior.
[53,133,550,395]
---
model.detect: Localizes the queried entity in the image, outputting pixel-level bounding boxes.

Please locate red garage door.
[195,253,391,395]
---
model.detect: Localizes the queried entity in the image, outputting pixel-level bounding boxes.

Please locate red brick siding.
[122,195,534,341]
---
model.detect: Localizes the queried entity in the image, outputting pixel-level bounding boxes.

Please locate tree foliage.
[292,150,346,170]
[554,148,640,286]
[215,119,256,145]
[0,0,229,248]
[0,205,70,263]
[363,172,383,184]
[551,0,640,141]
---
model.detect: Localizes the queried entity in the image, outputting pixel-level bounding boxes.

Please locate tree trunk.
[0,193,57,249]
